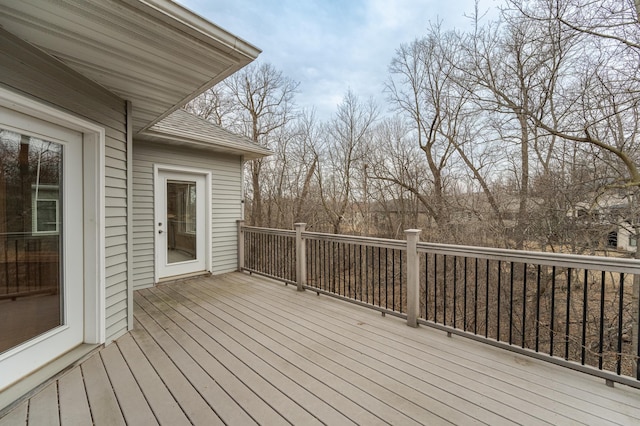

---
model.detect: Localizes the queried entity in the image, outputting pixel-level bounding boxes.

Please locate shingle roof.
[137,109,272,160]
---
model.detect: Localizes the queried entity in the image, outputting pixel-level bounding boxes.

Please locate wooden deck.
[2,272,640,425]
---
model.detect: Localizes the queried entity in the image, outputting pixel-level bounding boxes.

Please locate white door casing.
[154,165,211,280]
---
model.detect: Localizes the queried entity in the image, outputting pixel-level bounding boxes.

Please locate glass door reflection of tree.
[167,180,197,264]
[0,129,62,353]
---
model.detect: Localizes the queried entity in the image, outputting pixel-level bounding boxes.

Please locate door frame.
[0,87,106,390]
[153,164,211,282]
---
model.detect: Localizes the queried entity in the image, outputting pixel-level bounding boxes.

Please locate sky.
[177,0,500,120]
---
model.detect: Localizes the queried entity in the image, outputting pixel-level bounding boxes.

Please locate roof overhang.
[0,0,261,134]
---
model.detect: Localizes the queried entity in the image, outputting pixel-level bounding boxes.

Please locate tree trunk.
[294,157,317,223]
[516,114,529,250]
[251,160,262,226]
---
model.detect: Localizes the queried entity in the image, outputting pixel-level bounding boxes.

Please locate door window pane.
[167,180,197,263]
[0,129,63,353]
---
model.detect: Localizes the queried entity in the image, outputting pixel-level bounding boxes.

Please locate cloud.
[177,0,498,121]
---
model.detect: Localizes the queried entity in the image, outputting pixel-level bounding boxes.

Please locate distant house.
[570,192,638,253]
[0,0,269,398]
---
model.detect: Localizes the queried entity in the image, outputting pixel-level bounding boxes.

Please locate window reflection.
[167,180,197,263]
[0,129,63,353]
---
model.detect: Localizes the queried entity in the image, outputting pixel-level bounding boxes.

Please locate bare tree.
[506,0,640,188]
[184,84,234,126]
[292,110,320,225]
[186,62,299,226]
[317,90,378,234]
[385,28,459,227]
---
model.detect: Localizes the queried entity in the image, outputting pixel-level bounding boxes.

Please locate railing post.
[237,220,244,272]
[295,223,307,291]
[405,229,421,327]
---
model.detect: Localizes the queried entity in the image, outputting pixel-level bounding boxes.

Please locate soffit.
[0,0,260,134]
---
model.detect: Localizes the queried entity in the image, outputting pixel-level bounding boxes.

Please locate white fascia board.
[122,0,261,61]
[138,131,273,159]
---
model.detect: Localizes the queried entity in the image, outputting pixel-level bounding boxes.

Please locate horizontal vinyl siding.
[132,141,242,289]
[0,29,130,342]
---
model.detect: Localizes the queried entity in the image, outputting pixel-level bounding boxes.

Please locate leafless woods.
[187,0,640,256]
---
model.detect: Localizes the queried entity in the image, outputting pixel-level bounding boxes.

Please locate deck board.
[140,288,326,425]
[168,283,425,425]
[57,368,92,425]
[153,287,375,425]
[231,273,640,422]
[119,329,198,426]
[81,354,126,426]
[221,273,624,425]
[2,272,640,425]
[25,383,59,426]
[197,276,550,425]
[99,342,158,425]
[134,300,262,425]
[177,279,471,425]
[0,401,27,426]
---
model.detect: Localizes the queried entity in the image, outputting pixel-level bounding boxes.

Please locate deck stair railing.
[238,221,640,389]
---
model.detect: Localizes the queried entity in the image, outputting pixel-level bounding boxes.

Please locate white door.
[156,170,207,279]
[0,106,84,388]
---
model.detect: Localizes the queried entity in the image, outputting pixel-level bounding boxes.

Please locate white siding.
[0,28,130,342]
[132,141,242,289]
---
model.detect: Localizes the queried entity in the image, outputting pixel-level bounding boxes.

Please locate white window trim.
[0,86,106,345]
[31,184,60,235]
[33,198,59,234]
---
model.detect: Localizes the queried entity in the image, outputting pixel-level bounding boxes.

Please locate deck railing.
[238,222,640,389]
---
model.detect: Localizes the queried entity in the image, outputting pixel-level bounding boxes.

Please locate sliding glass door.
[0,106,84,386]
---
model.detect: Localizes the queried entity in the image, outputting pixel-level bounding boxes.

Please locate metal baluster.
[599,270,605,370]
[566,268,572,361]
[359,244,363,302]
[385,248,388,310]
[341,242,345,296]
[434,254,438,323]
[348,244,353,297]
[332,241,337,293]
[365,246,369,304]
[453,256,457,329]
[581,269,588,365]
[399,250,403,314]
[486,259,490,338]
[535,264,541,352]
[474,258,479,335]
[550,266,557,357]
[392,249,396,311]
[636,280,640,380]
[522,263,527,348]
[617,273,624,375]
[425,252,429,321]
[497,260,502,341]
[378,247,381,308]
[509,262,514,345]
[463,257,468,332]
[444,255,448,326]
